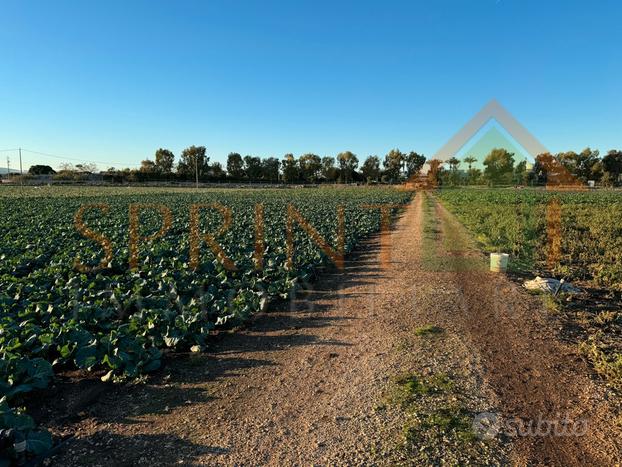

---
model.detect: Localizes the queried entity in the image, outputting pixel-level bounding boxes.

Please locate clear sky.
[1,0,620,170]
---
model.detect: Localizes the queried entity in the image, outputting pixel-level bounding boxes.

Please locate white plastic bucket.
[490,253,509,273]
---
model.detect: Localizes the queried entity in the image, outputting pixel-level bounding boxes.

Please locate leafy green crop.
[0,186,411,462]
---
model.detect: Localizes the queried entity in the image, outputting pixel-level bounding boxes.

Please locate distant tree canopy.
[405,152,426,178]
[207,161,226,180]
[226,153,245,180]
[361,155,381,182]
[28,165,56,175]
[336,151,359,183]
[321,156,338,182]
[383,148,404,182]
[140,159,157,173]
[463,156,477,170]
[47,144,622,187]
[483,148,515,185]
[243,155,262,181]
[282,153,299,183]
[299,153,322,182]
[177,145,209,179]
[261,157,280,182]
[155,148,175,173]
[602,150,622,185]
[557,148,600,182]
[447,157,460,172]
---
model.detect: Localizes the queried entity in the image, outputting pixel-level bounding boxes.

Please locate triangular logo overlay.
[405,99,583,189]
[433,99,547,162]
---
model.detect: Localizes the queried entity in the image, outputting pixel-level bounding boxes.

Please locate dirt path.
[49,193,621,466]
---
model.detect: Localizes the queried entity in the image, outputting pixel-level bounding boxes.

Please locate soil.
[46,192,622,466]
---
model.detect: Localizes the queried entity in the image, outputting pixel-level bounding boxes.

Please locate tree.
[75,163,97,173]
[140,159,158,173]
[513,160,528,185]
[321,156,338,182]
[361,155,381,182]
[404,152,426,178]
[447,157,460,172]
[444,157,462,186]
[282,154,299,183]
[243,155,262,181]
[426,159,443,187]
[590,160,604,182]
[177,145,209,180]
[483,148,515,185]
[207,162,225,181]
[299,153,322,182]
[530,153,554,185]
[602,150,622,186]
[463,156,477,171]
[556,148,600,182]
[58,162,74,172]
[463,156,478,185]
[383,149,404,182]
[336,151,359,183]
[261,157,280,182]
[226,153,245,180]
[154,148,175,173]
[468,168,483,185]
[28,165,56,175]
[556,151,579,180]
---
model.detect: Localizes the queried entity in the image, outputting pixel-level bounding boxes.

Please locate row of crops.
[436,188,622,288]
[0,186,412,463]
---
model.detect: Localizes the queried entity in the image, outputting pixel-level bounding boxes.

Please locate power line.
[19,148,141,168]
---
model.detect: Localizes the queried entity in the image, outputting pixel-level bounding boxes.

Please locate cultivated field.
[0,186,410,461]
[1,186,621,465]
[438,189,622,288]
[437,189,622,393]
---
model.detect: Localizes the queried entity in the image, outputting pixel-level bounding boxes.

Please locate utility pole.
[195,154,199,189]
[6,156,9,180]
[19,148,23,187]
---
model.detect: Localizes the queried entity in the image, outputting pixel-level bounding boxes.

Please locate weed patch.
[414,324,443,337]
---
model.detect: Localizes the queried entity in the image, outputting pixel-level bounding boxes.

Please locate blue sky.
[1,0,620,170]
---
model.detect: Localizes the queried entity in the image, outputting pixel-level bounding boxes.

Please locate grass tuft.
[414,324,443,337]
[404,405,477,445]
[391,372,454,406]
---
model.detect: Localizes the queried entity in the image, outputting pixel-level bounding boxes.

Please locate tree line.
[107,146,427,184]
[431,147,622,187]
[20,145,622,187]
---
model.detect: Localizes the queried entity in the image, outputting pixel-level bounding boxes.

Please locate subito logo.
[472,412,501,440]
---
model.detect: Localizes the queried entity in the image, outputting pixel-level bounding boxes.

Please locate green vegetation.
[385,372,483,463]
[579,337,622,390]
[413,325,443,337]
[437,189,622,289]
[392,373,454,403]
[438,188,622,391]
[403,406,477,445]
[429,147,622,187]
[0,186,411,461]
